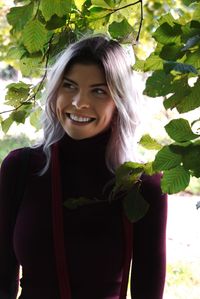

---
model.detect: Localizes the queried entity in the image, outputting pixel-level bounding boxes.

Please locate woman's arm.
[131,173,168,299]
[0,151,21,299]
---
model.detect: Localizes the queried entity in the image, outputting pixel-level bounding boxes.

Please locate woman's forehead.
[63,63,107,83]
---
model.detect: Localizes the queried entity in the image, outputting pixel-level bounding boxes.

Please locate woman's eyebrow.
[90,83,107,87]
[63,77,107,87]
[63,77,78,85]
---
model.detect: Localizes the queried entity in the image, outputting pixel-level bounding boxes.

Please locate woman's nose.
[72,92,90,109]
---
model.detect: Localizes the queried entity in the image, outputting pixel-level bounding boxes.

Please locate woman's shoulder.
[1,148,26,169]
[140,172,166,203]
[1,146,44,174]
[140,172,163,189]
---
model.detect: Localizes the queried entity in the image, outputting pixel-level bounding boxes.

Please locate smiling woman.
[43,34,142,174]
[0,35,167,299]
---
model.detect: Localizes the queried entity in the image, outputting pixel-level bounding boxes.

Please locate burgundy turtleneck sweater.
[0,130,167,299]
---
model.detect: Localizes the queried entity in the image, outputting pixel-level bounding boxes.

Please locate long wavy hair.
[39,34,142,174]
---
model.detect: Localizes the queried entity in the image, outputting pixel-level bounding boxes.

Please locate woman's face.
[56,63,116,140]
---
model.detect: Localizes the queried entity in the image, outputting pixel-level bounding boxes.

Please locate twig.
[136,0,143,41]
[0,93,35,115]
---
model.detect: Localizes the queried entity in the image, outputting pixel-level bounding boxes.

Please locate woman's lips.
[66,113,95,124]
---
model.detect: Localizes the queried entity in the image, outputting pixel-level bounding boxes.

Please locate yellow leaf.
[74,0,85,11]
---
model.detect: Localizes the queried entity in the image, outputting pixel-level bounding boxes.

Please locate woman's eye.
[93,88,107,95]
[63,81,76,90]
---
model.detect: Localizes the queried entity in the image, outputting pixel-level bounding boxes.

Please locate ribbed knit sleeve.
[0,150,21,299]
[131,173,168,299]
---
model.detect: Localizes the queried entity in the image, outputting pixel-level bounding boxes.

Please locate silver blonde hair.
[39,34,142,174]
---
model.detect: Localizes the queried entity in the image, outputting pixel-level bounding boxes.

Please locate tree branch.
[136,0,143,42]
[113,0,141,13]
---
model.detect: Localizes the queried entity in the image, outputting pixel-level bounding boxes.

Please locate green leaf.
[115,161,144,190]
[1,116,13,134]
[175,80,200,113]
[144,70,174,97]
[143,162,154,176]
[40,0,71,21]
[153,22,182,45]
[104,0,121,7]
[153,146,182,171]
[133,59,145,71]
[161,166,190,194]
[123,186,149,222]
[11,110,27,124]
[109,19,133,40]
[89,6,110,13]
[163,78,191,110]
[159,44,184,61]
[165,118,199,142]
[30,107,43,130]
[182,0,198,6]
[48,31,73,62]
[158,13,178,27]
[20,54,44,77]
[182,144,200,177]
[193,3,200,21]
[169,142,192,155]
[6,46,27,60]
[185,49,200,69]
[139,134,162,150]
[6,81,30,90]
[137,54,163,72]
[74,0,86,10]
[91,0,113,9]
[190,20,200,29]
[182,35,200,51]
[181,21,200,43]
[88,6,111,20]
[164,61,198,74]
[5,82,30,107]
[7,2,34,32]
[22,19,49,53]
[63,197,93,209]
[152,2,162,10]
[45,14,67,30]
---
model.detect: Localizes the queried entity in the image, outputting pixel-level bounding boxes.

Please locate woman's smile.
[66,113,96,124]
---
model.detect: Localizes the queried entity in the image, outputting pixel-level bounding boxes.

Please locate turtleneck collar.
[58,128,111,157]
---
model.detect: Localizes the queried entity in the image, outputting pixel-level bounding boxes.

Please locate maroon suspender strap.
[119,215,133,299]
[51,143,72,299]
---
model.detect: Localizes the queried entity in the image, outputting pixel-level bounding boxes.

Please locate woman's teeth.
[69,114,93,123]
